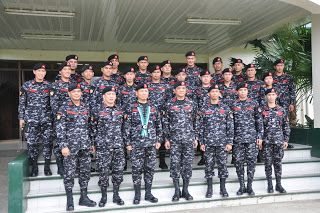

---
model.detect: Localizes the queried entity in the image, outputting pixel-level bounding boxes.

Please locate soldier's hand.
[91,146,96,153]
[283,142,288,149]
[61,147,70,157]
[289,104,295,112]
[225,144,232,152]
[155,142,161,150]
[256,139,263,150]
[19,120,25,129]
[200,144,205,152]
[193,140,198,149]
[165,140,171,149]
[127,145,133,151]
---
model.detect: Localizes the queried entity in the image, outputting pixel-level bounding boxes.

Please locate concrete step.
[27,158,320,196]
[25,175,320,213]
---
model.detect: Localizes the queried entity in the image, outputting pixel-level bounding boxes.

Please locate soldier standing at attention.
[184,51,202,88]
[56,83,96,211]
[124,84,162,204]
[163,81,198,202]
[262,88,290,194]
[232,82,263,196]
[197,84,234,198]
[55,55,82,83]
[18,63,53,176]
[79,64,95,106]
[160,60,176,86]
[219,68,238,108]
[135,56,151,84]
[232,58,245,83]
[245,64,264,102]
[211,57,224,85]
[108,54,125,85]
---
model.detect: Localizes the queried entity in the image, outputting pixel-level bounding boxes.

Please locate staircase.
[25,144,320,213]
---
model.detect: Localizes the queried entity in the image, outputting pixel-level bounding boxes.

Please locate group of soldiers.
[18,51,295,211]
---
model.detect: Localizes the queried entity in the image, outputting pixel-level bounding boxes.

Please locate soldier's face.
[33,69,46,81]
[136,88,149,100]
[246,68,256,78]
[125,72,135,82]
[82,69,94,81]
[237,88,248,99]
[209,89,220,100]
[201,75,211,85]
[266,92,277,103]
[103,91,117,104]
[68,59,78,70]
[186,56,196,66]
[111,59,119,68]
[234,63,243,72]
[137,60,149,70]
[275,63,285,72]
[264,76,273,86]
[69,89,82,101]
[101,65,113,77]
[176,72,187,81]
[161,64,172,74]
[60,66,71,79]
[223,72,232,82]
[174,86,187,97]
[213,62,223,72]
[151,70,161,81]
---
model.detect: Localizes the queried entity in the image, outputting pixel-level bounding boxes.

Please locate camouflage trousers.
[63,149,91,191]
[96,147,125,187]
[204,145,228,179]
[263,143,284,179]
[25,121,53,160]
[170,140,194,180]
[233,142,258,181]
[131,146,156,186]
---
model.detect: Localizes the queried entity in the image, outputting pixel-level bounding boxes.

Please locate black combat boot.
[181,179,193,200]
[30,158,38,177]
[159,152,168,169]
[66,188,74,211]
[44,159,52,176]
[267,177,274,193]
[145,183,158,203]
[133,184,141,204]
[98,187,107,207]
[275,176,286,193]
[197,153,205,166]
[79,188,97,207]
[236,177,246,195]
[246,178,255,196]
[172,179,181,202]
[205,178,213,198]
[56,157,64,177]
[220,178,229,197]
[113,184,124,205]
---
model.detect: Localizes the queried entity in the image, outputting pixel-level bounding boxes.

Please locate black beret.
[236,82,248,90]
[102,86,117,94]
[185,51,196,57]
[262,72,273,80]
[80,64,94,73]
[212,57,223,64]
[246,63,256,70]
[123,67,135,75]
[101,61,113,68]
[234,58,243,64]
[222,68,232,74]
[208,84,220,92]
[68,83,82,92]
[161,60,171,67]
[265,88,277,95]
[137,56,148,62]
[136,83,149,91]
[107,54,119,61]
[174,81,187,89]
[174,68,187,76]
[150,65,161,73]
[58,62,71,71]
[274,58,285,65]
[200,70,211,76]
[65,54,78,61]
[33,63,47,70]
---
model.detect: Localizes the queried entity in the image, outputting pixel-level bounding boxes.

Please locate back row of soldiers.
[18,51,295,211]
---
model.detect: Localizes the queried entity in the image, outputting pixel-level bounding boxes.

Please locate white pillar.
[312,14,320,128]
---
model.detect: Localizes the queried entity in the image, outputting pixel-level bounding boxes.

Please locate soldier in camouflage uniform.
[161,60,176,86]
[18,63,53,176]
[262,88,290,194]
[108,54,125,85]
[55,55,82,83]
[211,57,224,85]
[92,86,126,207]
[232,82,264,196]
[79,64,95,106]
[259,72,281,106]
[163,81,198,202]
[197,84,234,198]
[56,83,96,211]
[50,62,73,176]
[219,68,238,108]
[135,56,151,84]
[184,51,202,88]
[232,58,245,83]
[124,84,162,204]
[174,68,197,102]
